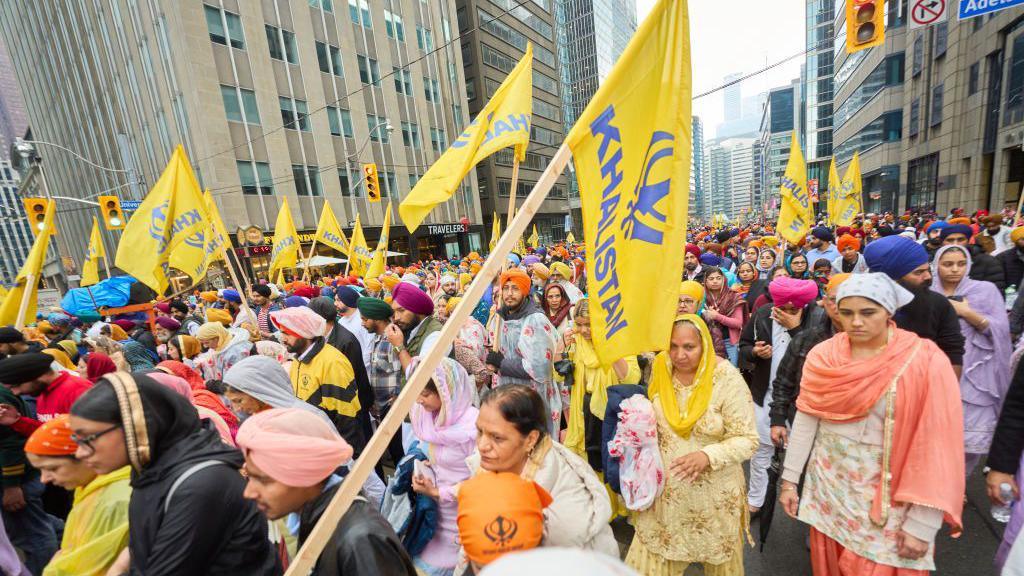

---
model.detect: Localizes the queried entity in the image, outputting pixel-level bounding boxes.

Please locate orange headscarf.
[797,326,964,534]
[457,471,551,566]
[25,414,78,456]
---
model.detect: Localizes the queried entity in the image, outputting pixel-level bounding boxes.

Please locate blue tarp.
[61,276,136,316]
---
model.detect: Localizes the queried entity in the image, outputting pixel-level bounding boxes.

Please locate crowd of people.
[0,207,1022,575]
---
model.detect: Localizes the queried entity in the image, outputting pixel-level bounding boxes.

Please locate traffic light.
[846,0,884,53]
[98,195,126,230]
[363,163,381,203]
[21,198,50,236]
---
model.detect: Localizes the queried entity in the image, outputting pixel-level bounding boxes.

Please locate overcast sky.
[635,0,805,137]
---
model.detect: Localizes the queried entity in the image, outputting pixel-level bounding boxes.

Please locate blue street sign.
[120,200,142,211]
[958,0,1024,19]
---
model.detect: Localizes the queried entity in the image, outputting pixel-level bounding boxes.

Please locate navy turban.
[939,224,974,240]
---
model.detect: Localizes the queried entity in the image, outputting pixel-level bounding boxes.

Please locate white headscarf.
[223,356,332,425]
[836,272,914,315]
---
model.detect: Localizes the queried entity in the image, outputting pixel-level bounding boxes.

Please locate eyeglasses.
[71,425,120,454]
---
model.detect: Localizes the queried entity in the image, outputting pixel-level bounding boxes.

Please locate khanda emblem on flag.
[622,130,675,245]
[147,200,205,252]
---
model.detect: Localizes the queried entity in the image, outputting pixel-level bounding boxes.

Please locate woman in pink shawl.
[931,244,1012,473]
[408,357,479,576]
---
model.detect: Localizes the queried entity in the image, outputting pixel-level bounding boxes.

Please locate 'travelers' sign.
[426,223,467,235]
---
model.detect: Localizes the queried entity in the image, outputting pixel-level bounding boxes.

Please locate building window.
[357,55,380,85]
[531,125,561,147]
[393,68,414,96]
[909,99,919,137]
[309,0,333,11]
[327,106,354,137]
[417,26,434,51]
[384,9,405,41]
[465,78,476,101]
[833,53,905,128]
[430,128,447,153]
[906,153,938,211]
[293,165,322,196]
[383,171,398,198]
[238,161,273,195]
[934,22,948,58]
[340,169,363,197]
[832,111,902,164]
[316,42,343,76]
[401,122,420,148]
[349,0,371,28]
[408,173,420,190]
[424,78,440,102]
[930,84,944,127]
[969,62,980,95]
[912,34,923,77]
[476,7,557,67]
[279,97,310,131]
[265,25,297,64]
[367,115,391,143]
[220,85,260,124]
[1005,34,1024,125]
[204,5,244,49]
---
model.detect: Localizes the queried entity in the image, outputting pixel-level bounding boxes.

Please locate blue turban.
[222,289,241,303]
[319,286,335,300]
[926,220,949,233]
[863,235,929,280]
[507,253,521,267]
[939,224,973,240]
[810,227,834,243]
[47,312,71,327]
[335,286,360,308]
[699,253,722,267]
[284,295,308,308]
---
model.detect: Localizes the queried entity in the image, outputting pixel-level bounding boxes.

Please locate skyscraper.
[457,0,569,243]
[717,72,766,139]
[723,72,743,122]
[0,158,31,286]
[759,78,801,212]
[804,0,835,196]
[0,38,26,159]
[705,136,760,220]
[691,116,705,222]
[0,0,478,277]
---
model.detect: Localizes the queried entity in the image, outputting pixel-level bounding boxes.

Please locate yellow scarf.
[648,314,716,439]
[564,334,622,457]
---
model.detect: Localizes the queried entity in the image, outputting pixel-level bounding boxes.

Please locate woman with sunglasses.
[69,372,279,575]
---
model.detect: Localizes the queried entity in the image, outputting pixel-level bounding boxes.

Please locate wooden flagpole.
[14,274,35,331]
[101,254,111,280]
[218,246,253,323]
[283,144,570,575]
[301,239,319,282]
[489,156,521,351]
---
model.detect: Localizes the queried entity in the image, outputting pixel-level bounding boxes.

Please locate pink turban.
[269,307,326,339]
[392,282,434,315]
[768,277,819,309]
[235,408,353,487]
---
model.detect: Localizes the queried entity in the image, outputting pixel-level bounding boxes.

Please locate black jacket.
[892,290,965,367]
[128,427,278,576]
[299,483,416,576]
[987,358,1024,475]
[769,321,838,427]
[999,247,1024,290]
[966,244,1006,292]
[325,322,375,441]
[739,303,826,406]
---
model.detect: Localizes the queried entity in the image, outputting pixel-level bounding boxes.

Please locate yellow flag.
[835,152,862,227]
[115,146,208,293]
[168,189,229,282]
[827,158,841,226]
[365,201,392,279]
[81,217,105,287]
[527,224,539,248]
[400,45,533,231]
[313,201,349,255]
[269,197,300,277]
[566,0,691,363]
[203,190,231,264]
[566,231,576,244]
[488,212,501,252]
[348,214,372,277]
[775,132,812,244]
[0,200,54,326]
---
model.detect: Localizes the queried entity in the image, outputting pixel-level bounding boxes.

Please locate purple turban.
[155,316,181,331]
[863,235,929,280]
[392,282,434,316]
[768,277,819,309]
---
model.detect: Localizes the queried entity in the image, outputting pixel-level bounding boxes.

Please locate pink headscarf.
[409,357,479,446]
[768,276,819,308]
[148,371,235,446]
[235,408,353,487]
[269,307,326,339]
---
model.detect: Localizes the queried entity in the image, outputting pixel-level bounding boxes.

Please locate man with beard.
[920,220,948,258]
[684,243,704,281]
[0,327,44,357]
[485,269,559,435]
[223,289,257,330]
[356,297,406,469]
[169,300,204,337]
[269,307,366,456]
[386,282,444,373]
[153,316,182,352]
[434,274,459,315]
[864,235,964,375]
[804,226,840,265]
[998,226,1024,289]
[249,285,281,338]
[980,213,1013,254]
[939,224,1007,291]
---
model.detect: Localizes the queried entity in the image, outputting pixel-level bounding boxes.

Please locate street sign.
[120,200,142,211]
[958,0,1024,19]
[909,0,947,30]
[37,288,61,310]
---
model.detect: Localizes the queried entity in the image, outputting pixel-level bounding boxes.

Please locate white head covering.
[223,355,333,425]
[440,274,457,286]
[835,272,914,315]
[401,273,421,285]
[481,548,639,575]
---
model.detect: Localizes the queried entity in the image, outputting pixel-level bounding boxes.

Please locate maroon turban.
[112,319,136,332]
[685,243,701,260]
[155,316,181,331]
[155,301,171,314]
[392,282,434,316]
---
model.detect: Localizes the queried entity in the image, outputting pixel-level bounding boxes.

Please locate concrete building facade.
[759,79,802,216]
[705,136,760,220]
[0,0,479,283]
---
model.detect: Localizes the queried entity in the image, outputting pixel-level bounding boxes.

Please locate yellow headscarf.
[57,340,78,360]
[445,296,462,316]
[679,280,704,303]
[647,314,716,439]
[205,308,232,326]
[196,322,230,352]
[42,348,76,370]
[1011,226,1024,243]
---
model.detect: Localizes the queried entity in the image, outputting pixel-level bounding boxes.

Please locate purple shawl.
[931,245,1012,453]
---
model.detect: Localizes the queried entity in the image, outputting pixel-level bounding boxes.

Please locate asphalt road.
[612,468,1007,575]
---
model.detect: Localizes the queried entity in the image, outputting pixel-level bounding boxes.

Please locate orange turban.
[25,414,77,456]
[500,269,531,295]
[199,291,219,303]
[826,273,852,295]
[205,308,232,326]
[837,234,861,252]
[382,275,401,290]
[948,217,971,225]
[457,472,551,566]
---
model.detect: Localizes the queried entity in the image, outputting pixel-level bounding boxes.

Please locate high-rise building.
[723,72,743,122]
[833,2,1024,215]
[705,136,760,220]
[0,38,26,159]
[0,158,31,286]
[691,116,705,222]
[717,73,767,139]
[457,0,568,243]
[0,0,478,281]
[555,0,636,230]
[759,78,801,214]
[804,0,835,190]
